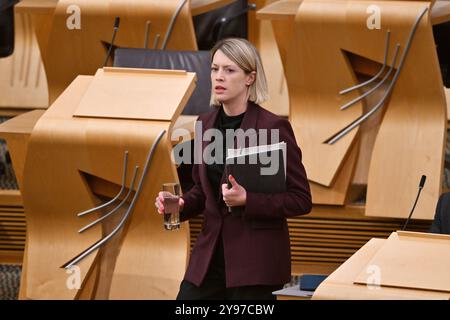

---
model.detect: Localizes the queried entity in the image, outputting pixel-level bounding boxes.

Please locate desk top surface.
[257,0,450,25]
[0,109,45,135]
[16,0,236,16]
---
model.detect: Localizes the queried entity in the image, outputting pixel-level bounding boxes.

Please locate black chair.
[193,0,250,50]
[114,48,211,116]
[430,192,450,235]
[0,0,19,58]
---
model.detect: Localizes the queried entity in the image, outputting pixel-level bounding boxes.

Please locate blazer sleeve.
[180,162,206,221]
[243,118,312,219]
[179,116,206,221]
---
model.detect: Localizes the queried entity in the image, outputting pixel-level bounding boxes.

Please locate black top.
[206,107,246,203]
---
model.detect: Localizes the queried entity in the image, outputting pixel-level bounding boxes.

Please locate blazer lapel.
[198,107,221,203]
[218,102,260,199]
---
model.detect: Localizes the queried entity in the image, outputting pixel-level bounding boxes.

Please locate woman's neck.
[222,98,248,116]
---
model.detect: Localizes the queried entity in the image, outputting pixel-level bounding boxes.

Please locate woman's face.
[211,49,255,106]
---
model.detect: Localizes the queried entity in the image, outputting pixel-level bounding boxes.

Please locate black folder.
[225,142,286,215]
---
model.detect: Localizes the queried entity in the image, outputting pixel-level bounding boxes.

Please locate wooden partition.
[248,0,290,117]
[258,0,448,218]
[0,3,52,112]
[1,0,242,113]
[14,67,196,299]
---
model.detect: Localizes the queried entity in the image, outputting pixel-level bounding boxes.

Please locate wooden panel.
[355,232,450,292]
[255,0,300,21]
[73,68,196,121]
[43,0,198,104]
[15,0,58,13]
[313,238,450,299]
[0,10,48,109]
[251,0,290,117]
[309,141,359,205]
[431,0,450,25]
[258,0,445,216]
[20,68,192,299]
[366,2,446,219]
[0,110,45,187]
[259,0,361,204]
[287,0,365,187]
[191,0,236,16]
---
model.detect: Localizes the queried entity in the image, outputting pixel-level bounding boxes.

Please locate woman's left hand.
[222,175,247,207]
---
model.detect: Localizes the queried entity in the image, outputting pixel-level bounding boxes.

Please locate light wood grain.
[366,2,446,219]
[256,0,300,20]
[253,0,290,117]
[15,0,58,13]
[354,232,450,293]
[313,237,450,299]
[0,110,45,187]
[431,0,450,25]
[191,0,236,16]
[0,11,49,110]
[20,68,192,299]
[309,140,359,205]
[258,0,446,216]
[42,0,198,105]
[74,68,196,121]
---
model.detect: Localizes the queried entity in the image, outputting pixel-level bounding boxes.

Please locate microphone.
[402,175,426,231]
[102,17,120,68]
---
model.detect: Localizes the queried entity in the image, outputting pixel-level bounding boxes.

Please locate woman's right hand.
[155,191,184,214]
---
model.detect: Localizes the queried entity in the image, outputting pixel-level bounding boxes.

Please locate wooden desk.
[191,0,237,16]
[313,235,450,299]
[16,0,238,16]
[256,0,300,21]
[0,110,45,187]
[257,0,447,219]
[16,67,195,300]
[257,0,450,25]
[431,0,450,25]
[15,0,57,13]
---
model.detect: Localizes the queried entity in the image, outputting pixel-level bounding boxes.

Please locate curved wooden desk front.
[257,0,447,218]
[19,69,194,299]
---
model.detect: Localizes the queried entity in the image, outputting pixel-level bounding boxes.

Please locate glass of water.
[162,182,181,230]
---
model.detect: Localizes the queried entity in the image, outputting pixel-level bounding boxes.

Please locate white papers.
[226,142,287,178]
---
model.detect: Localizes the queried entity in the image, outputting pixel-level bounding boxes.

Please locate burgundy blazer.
[181,102,312,288]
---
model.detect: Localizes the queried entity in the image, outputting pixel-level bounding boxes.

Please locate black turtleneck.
[206,107,246,202]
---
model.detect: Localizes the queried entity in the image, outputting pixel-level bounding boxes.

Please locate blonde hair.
[210,38,268,106]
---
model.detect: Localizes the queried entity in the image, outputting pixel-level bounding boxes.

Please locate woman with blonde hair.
[156,38,311,299]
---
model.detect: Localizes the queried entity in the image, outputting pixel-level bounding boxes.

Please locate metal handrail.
[77,151,129,217]
[62,130,166,269]
[78,165,139,233]
[340,43,400,111]
[161,0,188,50]
[144,20,151,49]
[339,30,391,95]
[324,7,428,145]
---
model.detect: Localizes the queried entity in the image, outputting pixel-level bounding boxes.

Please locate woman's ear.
[246,71,256,86]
